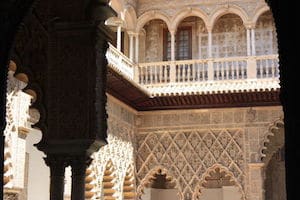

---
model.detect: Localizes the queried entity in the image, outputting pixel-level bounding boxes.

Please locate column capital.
[169,29,177,35]
[244,22,256,29]
[44,154,69,175]
[206,26,213,33]
[127,30,138,36]
[70,155,92,175]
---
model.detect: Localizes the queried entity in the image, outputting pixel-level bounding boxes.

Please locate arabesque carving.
[136,128,244,199]
[193,164,245,200]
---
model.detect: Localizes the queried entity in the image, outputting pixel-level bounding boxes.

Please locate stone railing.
[137,55,279,85]
[106,44,279,95]
[106,43,134,80]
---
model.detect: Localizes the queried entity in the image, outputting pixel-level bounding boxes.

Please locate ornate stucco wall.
[135,106,283,200]
[89,95,137,199]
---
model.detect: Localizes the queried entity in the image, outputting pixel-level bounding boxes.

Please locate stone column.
[170,30,176,61]
[246,28,251,56]
[45,155,68,200]
[117,25,122,51]
[198,31,202,59]
[129,33,134,61]
[70,156,91,200]
[208,30,212,58]
[135,33,139,63]
[251,28,256,56]
[248,163,265,200]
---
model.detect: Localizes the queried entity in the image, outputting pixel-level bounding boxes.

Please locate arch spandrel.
[171,7,209,32]
[208,5,250,31]
[252,5,271,27]
[136,10,171,33]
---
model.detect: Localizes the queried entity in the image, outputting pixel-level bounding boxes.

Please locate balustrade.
[256,55,279,78]
[106,43,134,80]
[105,43,279,92]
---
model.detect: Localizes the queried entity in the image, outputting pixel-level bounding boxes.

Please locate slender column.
[70,156,91,200]
[208,30,212,58]
[247,28,251,56]
[198,32,202,59]
[44,155,68,200]
[170,30,176,61]
[129,33,134,61]
[135,33,139,63]
[117,25,122,51]
[251,28,256,56]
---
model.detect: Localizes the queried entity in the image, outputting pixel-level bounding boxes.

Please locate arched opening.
[139,168,180,200]
[194,166,243,200]
[174,16,208,60]
[212,14,247,58]
[4,60,48,199]
[106,17,127,54]
[255,11,278,56]
[140,19,169,63]
[262,119,286,200]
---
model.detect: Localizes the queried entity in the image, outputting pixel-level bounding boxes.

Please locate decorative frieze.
[137,107,282,129]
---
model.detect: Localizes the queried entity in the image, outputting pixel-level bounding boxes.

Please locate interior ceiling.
[106,67,281,111]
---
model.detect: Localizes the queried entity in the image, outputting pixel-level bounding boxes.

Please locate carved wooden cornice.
[106,69,280,111]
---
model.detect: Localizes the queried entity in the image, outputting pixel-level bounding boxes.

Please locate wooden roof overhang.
[106,67,281,111]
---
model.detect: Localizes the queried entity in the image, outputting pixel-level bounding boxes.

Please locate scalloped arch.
[8,57,44,134]
[136,11,171,33]
[171,7,209,31]
[193,164,245,200]
[137,166,183,200]
[260,116,284,165]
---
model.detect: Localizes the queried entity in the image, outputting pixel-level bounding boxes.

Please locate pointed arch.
[136,11,171,33]
[208,5,249,30]
[260,116,284,165]
[252,5,271,26]
[137,166,183,200]
[193,164,245,200]
[171,7,209,31]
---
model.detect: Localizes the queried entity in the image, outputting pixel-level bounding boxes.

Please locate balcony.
[106,43,279,97]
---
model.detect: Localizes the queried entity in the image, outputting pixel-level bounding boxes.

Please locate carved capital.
[44,155,69,176]
[70,155,92,176]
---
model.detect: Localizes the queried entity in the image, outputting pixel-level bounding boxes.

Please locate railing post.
[247,57,257,79]
[170,61,176,83]
[207,59,214,81]
[134,64,139,83]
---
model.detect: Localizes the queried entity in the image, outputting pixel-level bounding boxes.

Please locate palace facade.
[3,0,285,200]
